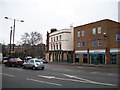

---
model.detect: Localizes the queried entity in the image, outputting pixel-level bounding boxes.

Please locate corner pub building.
[74,19,120,64]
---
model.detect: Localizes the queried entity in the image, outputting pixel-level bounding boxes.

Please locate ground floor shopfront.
[46,50,74,63]
[75,48,120,64]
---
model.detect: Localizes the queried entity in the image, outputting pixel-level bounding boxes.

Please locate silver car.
[22,58,45,70]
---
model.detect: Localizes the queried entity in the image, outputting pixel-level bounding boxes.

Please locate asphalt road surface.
[1,63,119,89]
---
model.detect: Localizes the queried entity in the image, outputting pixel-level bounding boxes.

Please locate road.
[1,63,119,89]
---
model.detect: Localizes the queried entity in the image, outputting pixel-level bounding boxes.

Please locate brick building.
[74,19,120,64]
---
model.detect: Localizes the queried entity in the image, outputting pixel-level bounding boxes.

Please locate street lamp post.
[9,27,12,55]
[5,17,24,52]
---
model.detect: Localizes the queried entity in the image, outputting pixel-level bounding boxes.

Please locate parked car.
[25,56,32,61]
[39,58,48,64]
[2,56,11,64]
[5,58,24,67]
[22,58,45,70]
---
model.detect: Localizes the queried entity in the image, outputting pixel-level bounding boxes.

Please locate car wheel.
[17,65,22,67]
[5,63,7,66]
[32,66,36,70]
[41,67,44,70]
[12,64,15,67]
[23,65,25,69]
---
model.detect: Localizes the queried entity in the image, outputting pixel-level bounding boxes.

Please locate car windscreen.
[9,58,16,61]
[9,58,22,61]
[16,58,23,61]
[35,60,42,62]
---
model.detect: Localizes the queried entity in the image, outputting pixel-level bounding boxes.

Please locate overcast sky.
[0,0,119,45]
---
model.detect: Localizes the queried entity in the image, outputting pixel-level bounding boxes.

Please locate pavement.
[48,62,120,69]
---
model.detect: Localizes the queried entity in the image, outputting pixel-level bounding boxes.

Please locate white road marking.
[38,75,94,83]
[78,66,95,69]
[77,67,83,68]
[63,74,116,87]
[52,68,71,72]
[87,81,117,86]
[108,73,113,75]
[38,74,116,87]
[26,78,62,86]
[37,75,55,79]
[90,72,98,74]
[63,74,91,82]
[108,73,117,76]
[8,68,23,71]
[2,73,15,77]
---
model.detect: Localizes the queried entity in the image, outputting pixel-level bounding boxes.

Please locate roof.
[49,28,71,37]
[74,19,120,29]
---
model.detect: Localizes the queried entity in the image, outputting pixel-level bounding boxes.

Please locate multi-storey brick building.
[46,26,74,63]
[74,19,120,64]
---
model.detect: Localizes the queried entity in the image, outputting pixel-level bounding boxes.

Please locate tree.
[21,31,43,45]
[21,32,30,44]
[21,31,43,57]
[29,31,43,45]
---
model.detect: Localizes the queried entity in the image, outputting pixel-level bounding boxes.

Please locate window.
[98,40,102,46]
[92,40,96,46]
[116,34,120,42]
[59,35,62,40]
[30,60,34,64]
[97,27,102,34]
[35,60,41,62]
[57,36,58,41]
[59,44,61,50]
[54,45,55,50]
[51,38,53,42]
[92,28,96,34]
[77,31,80,37]
[51,44,53,50]
[82,41,85,47]
[77,43,80,48]
[81,30,85,36]
[54,37,55,41]
[56,44,58,50]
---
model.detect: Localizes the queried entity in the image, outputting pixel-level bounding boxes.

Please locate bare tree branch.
[20,31,43,45]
